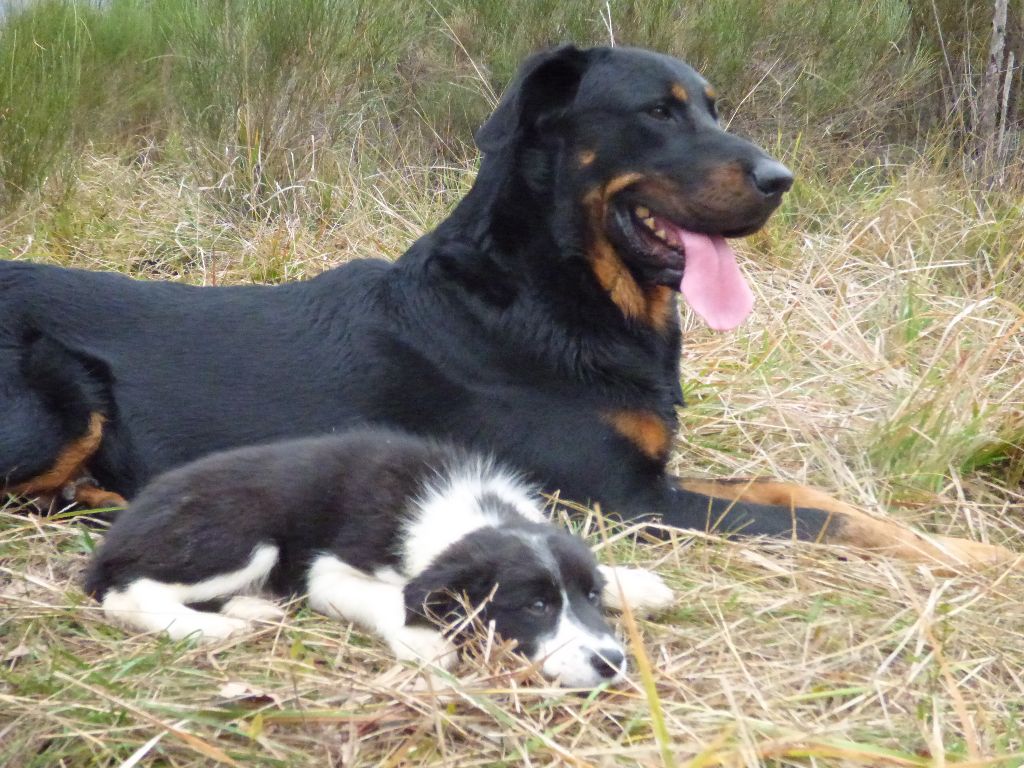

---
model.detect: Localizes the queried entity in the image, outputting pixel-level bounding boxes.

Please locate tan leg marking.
[604,410,670,460]
[8,412,124,509]
[73,483,127,509]
[680,478,1017,569]
[11,413,106,495]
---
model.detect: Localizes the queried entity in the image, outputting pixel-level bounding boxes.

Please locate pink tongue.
[676,230,754,331]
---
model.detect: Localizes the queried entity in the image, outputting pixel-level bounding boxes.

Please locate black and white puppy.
[84,429,673,688]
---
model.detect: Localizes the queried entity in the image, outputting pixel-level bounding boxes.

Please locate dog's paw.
[221,595,286,622]
[166,613,251,643]
[102,590,252,642]
[389,626,458,669]
[599,565,674,616]
[928,535,1020,570]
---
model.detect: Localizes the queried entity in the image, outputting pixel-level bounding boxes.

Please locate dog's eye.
[587,589,601,605]
[527,599,549,616]
[645,104,672,121]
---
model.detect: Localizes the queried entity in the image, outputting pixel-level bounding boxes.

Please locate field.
[2,1,1024,766]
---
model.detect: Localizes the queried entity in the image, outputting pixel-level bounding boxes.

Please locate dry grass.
[2,147,1024,766]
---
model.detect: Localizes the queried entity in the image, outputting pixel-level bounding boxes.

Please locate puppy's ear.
[403,555,492,629]
[475,45,590,155]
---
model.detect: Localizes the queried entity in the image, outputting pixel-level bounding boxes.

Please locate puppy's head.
[403,521,626,688]
[476,45,792,331]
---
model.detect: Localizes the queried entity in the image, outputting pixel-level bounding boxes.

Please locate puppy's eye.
[527,599,549,616]
[645,104,671,121]
[587,589,601,606]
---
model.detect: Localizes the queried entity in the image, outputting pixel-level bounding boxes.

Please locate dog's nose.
[750,159,794,196]
[589,648,625,678]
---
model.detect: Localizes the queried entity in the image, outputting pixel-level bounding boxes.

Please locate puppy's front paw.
[599,565,674,616]
[389,625,458,669]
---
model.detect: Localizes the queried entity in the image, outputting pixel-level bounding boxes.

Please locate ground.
[1,151,1023,767]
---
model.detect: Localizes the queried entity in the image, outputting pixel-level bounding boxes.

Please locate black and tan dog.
[0,45,1012,567]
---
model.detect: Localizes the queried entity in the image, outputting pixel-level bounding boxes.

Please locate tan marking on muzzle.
[705,162,748,198]
[627,167,765,234]
[658,163,756,225]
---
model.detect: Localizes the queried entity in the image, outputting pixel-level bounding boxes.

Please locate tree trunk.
[975,0,1008,172]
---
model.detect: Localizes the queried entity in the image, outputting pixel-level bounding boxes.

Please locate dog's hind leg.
[0,384,80,494]
[221,595,286,623]
[101,580,251,641]
[96,544,280,642]
[2,335,123,507]
[307,555,457,667]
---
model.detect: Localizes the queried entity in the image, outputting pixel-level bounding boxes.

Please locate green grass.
[0,0,1019,212]
[2,1,1024,765]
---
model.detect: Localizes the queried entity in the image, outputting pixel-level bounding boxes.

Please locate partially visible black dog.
[0,45,1009,566]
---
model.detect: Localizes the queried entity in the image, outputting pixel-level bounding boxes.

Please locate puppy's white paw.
[599,565,674,616]
[167,613,251,643]
[221,595,286,622]
[389,625,458,669]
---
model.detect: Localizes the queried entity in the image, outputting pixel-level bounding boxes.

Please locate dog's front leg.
[597,565,674,616]
[666,478,1018,570]
[306,556,456,667]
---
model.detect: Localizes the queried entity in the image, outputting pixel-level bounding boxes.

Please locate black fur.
[84,430,449,599]
[2,46,833,540]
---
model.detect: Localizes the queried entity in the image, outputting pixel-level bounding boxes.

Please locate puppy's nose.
[589,648,625,678]
[750,159,794,196]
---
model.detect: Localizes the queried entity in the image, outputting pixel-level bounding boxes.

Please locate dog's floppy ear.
[475,45,590,154]
[403,554,493,629]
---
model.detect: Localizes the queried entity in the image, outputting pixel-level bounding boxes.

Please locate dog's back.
[84,428,466,599]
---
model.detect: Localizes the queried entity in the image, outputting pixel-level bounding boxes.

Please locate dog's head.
[403,520,626,688]
[476,45,792,331]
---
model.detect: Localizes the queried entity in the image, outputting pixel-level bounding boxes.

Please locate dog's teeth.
[655,229,667,241]
[635,206,650,219]
[643,217,656,229]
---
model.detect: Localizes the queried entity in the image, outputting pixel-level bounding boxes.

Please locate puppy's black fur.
[2,45,1003,563]
[83,430,447,599]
